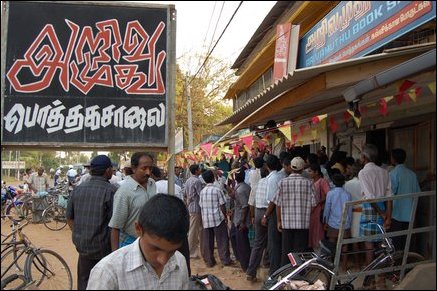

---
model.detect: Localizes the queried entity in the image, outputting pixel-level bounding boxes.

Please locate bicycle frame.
[268,223,398,290]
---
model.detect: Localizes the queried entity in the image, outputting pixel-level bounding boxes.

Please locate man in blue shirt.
[389,148,421,251]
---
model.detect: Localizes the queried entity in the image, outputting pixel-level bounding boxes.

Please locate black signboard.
[2,1,172,148]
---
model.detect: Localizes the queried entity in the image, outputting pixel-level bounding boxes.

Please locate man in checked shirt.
[272,156,317,267]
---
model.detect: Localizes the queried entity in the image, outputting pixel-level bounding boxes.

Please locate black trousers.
[391,219,410,252]
[77,255,101,290]
[267,208,282,275]
[280,229,309,267]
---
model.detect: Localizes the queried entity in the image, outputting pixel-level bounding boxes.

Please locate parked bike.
[263,223,424,290]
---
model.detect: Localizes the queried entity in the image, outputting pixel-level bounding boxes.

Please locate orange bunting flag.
[428,81,436,95]
[311,114,328,124]
[278,125,292,141]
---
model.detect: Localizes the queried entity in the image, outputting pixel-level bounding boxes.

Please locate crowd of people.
[16,142,422,290]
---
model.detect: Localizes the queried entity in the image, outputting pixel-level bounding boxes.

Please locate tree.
[176,54,234,148]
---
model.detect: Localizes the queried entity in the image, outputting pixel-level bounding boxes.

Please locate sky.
[147,1,277,73]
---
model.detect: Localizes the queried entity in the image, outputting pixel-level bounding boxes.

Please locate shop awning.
[215,44,435,145]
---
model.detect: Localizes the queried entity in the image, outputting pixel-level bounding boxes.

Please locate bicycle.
[42,193,69,231]
[1,216,73,290]
[262,223,424,290]
[1,185,31,223]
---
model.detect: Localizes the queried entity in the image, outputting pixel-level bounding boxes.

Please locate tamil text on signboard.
[2,1,174,147]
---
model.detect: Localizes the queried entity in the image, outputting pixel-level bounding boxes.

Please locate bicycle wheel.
[1,245,27,279]
[5,202,29,222]
[43,205,67,231]
[1,274,28,290]
[262,263,332,290]
[380,251,424,288]
[24,249,73,290]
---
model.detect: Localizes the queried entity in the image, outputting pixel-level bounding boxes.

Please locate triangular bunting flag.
[233,145,240,156]
[329,117,338,133]
[200,143,213,157]
[258,140,266,152]
[343,111,351,124]
[241,135,254,148]
[384,96,394,102]
[320,118,327,129]
[395,93,403,105]
[379,98,388,116]
[299,125,306,136]
[399,80,416,92]
[428,81,436,94]
[274,138,281,147]
[407,89,417,102]
[278,125,292,141]
[292,134,298,144]
[347,110,361,128]
[311,114,328,124]
[311,129,318,140]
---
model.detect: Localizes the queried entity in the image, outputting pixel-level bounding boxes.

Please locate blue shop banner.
[298,1,436,68]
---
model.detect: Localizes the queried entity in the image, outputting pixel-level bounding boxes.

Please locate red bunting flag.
[399,80,416,92]
[299,125,306,136]
[292,134,298,144]
[329,117,338,133]
[241,135,254,148]
[200,143,213,157]
[311,114,327,124]
[258,140,266,152]
[233,145,240,156]
[343,111,351,124]
[379,98,388,116]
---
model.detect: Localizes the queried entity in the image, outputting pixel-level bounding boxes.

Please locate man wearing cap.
[66,155,118,290]
[272,156,317,267]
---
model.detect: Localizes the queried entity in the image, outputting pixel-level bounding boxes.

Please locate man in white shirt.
[87,194,189,290]
[151,166,183,201]
[359,144,393,289]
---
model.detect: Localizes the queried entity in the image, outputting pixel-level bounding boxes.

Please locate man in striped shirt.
[199,170,233,267]
[273,156,317,267]
[184,164,204,259]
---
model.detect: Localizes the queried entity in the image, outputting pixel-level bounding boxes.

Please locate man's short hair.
[253,157,265,169]
[235,168,246,183]
[131,152,154,167]
[266,155,280,171]
[189,164,199,175]
[138,194,189,244]
[151,166,162,179]
[202,170,215,184]
[362,144,379,163]
[391,148,406,164]
[332,173,346,187]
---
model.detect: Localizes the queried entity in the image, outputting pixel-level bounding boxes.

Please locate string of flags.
[175,80,436,166]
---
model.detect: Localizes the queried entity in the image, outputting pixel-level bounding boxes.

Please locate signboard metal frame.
[1,1,176,151]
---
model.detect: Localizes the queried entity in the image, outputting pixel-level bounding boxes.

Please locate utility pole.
[186,76,194,151]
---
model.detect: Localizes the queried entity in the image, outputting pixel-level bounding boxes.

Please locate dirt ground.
[1,218,264,290]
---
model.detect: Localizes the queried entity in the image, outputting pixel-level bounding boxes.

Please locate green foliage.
[176,55,234,148]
